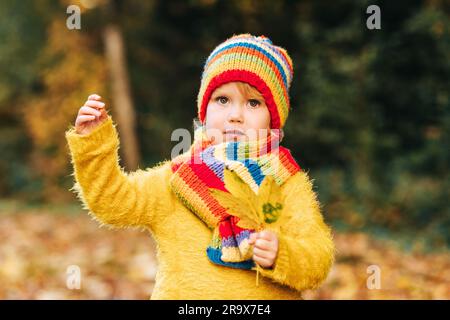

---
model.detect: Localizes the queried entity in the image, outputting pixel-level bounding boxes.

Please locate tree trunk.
[103,24,140,170]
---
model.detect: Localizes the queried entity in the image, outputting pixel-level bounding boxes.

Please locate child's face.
[204,82,271,145]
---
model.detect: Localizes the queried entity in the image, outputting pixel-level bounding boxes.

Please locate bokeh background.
[0,0,449,299]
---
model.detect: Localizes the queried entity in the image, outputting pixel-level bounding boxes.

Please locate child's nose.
[227,103,244,123]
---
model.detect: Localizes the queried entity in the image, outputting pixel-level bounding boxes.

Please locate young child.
[66,34,334,300]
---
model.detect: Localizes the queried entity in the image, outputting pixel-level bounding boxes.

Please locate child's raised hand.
[75,94,108,135]
[249,230,279,269]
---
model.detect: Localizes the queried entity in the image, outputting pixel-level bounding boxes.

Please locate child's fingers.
[253,247,276,260]
[254,238,272,250]
[249,231,270,244]
[88,94,101,101]
[79,106,102,117]
[99,106,108,118]
[258,230,275,241]
[85,100,105,109]
[76,115,96,124]
[249,232,258,244]
[253,255,272,268]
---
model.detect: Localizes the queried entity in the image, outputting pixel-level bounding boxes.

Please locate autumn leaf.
[210,189,261,230]
[256,175,286,225]
[1,205,449,299]
[210,169,287,230]
[222,169,258,212]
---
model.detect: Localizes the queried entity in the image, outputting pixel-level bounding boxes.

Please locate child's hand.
[75,94,108,135]
[249,230,279,269]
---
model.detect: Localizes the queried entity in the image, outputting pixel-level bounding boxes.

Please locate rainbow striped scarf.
[170,127,300,270]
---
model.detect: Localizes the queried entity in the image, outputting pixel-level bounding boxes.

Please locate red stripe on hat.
[199,70,281,129]
[205,46,288,104]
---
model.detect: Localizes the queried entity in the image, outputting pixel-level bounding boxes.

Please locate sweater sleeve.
[258,170,335,292]
[65,116,172,229]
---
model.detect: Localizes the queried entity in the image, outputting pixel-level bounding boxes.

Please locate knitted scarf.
[170,127,300,270]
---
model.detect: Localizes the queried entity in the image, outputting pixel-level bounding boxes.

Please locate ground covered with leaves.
[0,208,448,299]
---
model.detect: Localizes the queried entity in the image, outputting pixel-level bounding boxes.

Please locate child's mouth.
[223,129,245,140]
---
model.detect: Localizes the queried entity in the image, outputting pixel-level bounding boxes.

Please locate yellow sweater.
[65,116,335,300]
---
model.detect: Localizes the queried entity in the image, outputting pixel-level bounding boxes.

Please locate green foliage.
[0,0,448,247]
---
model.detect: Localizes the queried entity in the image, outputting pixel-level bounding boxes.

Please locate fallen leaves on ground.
[0,209,448,299]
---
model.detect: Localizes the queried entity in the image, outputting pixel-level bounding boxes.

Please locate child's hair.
[234,82,265,102]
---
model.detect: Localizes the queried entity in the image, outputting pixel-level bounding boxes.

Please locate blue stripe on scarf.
[226,141,239,160]
[242,159,265,186]
[206,247,255,270]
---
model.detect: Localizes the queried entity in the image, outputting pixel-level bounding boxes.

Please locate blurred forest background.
[0,0,449,299]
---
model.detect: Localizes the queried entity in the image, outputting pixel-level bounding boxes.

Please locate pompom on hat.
[197,34,294,129]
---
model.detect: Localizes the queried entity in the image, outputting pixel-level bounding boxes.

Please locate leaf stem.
[256,263,260,286]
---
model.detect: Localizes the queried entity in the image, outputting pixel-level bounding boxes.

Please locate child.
[66,34,334,300]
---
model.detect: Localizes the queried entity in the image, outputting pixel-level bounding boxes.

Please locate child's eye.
[216,96,229,105]
[248,99,261,108]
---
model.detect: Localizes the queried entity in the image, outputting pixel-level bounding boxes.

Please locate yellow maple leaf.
[210,169,287,230]
[209,169,289,287]
[257,175,284,224]
[210,189,261,230]
[222,169,258,213]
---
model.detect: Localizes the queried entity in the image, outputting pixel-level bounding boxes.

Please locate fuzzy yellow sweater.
[65,116,335,300]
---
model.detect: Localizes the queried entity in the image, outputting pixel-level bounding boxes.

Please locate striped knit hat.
[197,34,294,129]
